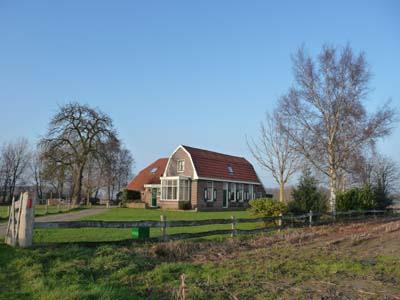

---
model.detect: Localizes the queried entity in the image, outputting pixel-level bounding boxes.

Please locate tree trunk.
[74,163,85,205]
[279,181,285,203]
[329,167,337,213]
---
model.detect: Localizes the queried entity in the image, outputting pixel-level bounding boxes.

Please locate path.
[0,207,107,237]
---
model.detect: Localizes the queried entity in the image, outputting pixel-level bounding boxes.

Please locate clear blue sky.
[0,0,399,187]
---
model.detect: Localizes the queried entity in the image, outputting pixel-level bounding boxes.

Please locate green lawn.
[0,206,9,219]
[34,208,265,244]
[1,204,87,216]
[0,205,88,223]
[83,208,252,221]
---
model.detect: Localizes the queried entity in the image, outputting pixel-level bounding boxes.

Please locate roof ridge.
[182,145,246,160]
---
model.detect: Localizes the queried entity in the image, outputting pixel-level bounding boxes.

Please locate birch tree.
[278,45,396,212]
[248,112,298,203]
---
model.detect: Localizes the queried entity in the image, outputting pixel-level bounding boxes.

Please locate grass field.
[34,208,265,244]
[0,205,87,222]
[2,218,400,299]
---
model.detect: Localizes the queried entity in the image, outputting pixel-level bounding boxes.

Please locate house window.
[236,183,243,202]
[243,184,249,201]
[161,179,177,200]
[229,182,236,201]
[179,179,191,202]
[177,160,185,173]
[150,167,158,174]
[227,165,234,175]
[249,185,254,200]
[204,181,214,202]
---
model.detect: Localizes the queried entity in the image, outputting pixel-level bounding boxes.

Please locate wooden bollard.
[160,215,167,241]
[278,213,283,232]
[231,216,237,237]
[18,192,34,248]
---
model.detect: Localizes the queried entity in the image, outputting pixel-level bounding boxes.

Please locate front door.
[223,190,228,208]
[151,188,157,207]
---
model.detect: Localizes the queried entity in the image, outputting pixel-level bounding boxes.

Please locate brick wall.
[165,147,195,177]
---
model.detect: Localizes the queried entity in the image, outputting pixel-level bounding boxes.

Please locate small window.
[177,160,185,172]
[204,188,209,201]
[150,167,158,174]
[236,183,243,202]
[227,165,234,175]
[204,182,214,202]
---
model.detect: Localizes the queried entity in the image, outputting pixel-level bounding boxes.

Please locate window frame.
[229,182,236,202]
[236,183,244,202]
[204,181,215,202]
[177,160,185,173]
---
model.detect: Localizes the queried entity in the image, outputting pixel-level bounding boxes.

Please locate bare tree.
[39,103,117,204]
[368,155,399,209]
[248,112,298,203]
[0,138,31,202]
[30,150,45,200]
[278,45,396,212]
[99,140,134,204]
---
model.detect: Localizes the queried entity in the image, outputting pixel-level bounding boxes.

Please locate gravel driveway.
[0,207,107,237]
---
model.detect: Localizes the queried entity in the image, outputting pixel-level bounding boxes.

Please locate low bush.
[178,201,191,210]
[336,185,376,211]
[248,198,287,218]
[288,169,327,214]
[120,189,141,205]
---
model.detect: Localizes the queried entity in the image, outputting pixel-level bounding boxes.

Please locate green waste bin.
[131,227,150,240]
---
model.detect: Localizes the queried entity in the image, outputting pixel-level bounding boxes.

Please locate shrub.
[336,185,376,211]
[178,201,191,210]
[288,169,327,214]
[120,189,141,205]
[248,198,287,217]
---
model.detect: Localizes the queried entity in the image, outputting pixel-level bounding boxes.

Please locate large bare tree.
[278,45,396,212]
[40,103,117,204]
[248,112,298,203]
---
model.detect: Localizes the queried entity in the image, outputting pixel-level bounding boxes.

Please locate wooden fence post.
[231,216,237,237]
[160,215,167,241]
[7,205,10,218]
[18,192,34,248]
[5,196,16,246]
[309,210,313,228]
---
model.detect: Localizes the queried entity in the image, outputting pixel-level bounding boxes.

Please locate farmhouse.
[127,145,266,210]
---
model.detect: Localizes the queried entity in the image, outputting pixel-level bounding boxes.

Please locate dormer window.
[150,167,158,174]
[177,160,185,173]
[227,165,234,175]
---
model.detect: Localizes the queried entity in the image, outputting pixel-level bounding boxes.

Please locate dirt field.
[145,217,400,299]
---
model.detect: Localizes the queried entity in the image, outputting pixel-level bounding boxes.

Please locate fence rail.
[32,208,400,243]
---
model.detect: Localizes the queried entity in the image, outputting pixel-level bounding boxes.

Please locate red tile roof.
[127,158,168,191]
[182,145,261,183]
